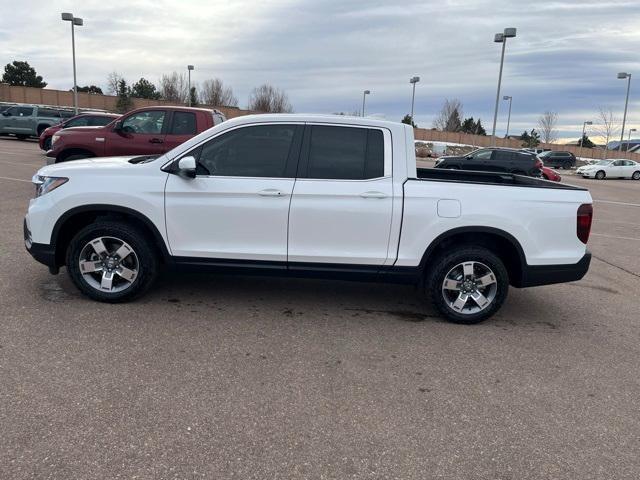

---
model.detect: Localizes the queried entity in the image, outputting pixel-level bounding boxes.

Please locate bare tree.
[158,72,189,103]
[200,78,238,107]
[594,106,620,158]
[433,99,463,132]
[537,111,559,143]
[106,71,124,95]
[248,84,293,113]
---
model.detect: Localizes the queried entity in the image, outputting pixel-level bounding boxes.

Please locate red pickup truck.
[47,106,226,163]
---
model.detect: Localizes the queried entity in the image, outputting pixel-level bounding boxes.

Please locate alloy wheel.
[78,236,139,293]
[441,261,498,315]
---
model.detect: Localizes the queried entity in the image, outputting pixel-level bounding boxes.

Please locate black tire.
[425,246,509,324]
[595,170,606,180]
[16,134,28,140]
[42,136,52,151]
[632,171,640,180]
[66,221,159,303]
[37,125,49,137]
[562,161,570,170]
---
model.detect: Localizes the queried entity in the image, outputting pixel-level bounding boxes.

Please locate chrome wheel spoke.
[114,243,132,261]
[79,259,103,274]
[90,238,108,256]
[476,273,497,287]
[443,278,460,290]
[470,291,490,308]
[116,266,137,283]
[462,262,475,278]
[100,271,114,290]
[451,293,469,311]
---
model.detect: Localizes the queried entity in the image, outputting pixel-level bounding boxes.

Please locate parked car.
[25,114,593,324]
[46,106,226,163]
[39,112,120,151]
[434,147,543,177]
[542,166,561,182]
[538,151,576,169]
[0,104,75,140]
[576,159,640,180]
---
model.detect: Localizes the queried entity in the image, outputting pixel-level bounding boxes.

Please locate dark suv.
[434,148,543,177]
[538,151,576,169]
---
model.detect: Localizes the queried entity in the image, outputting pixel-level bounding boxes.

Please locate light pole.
[61,13,83,115]
[187,65,194,106]
[579,120,592,160]
[409,76,420,123]
[491,27,517,145]
[503,95,512,137]
[362,90,370,117]
[628,128,637,153]
[618,72,632,151]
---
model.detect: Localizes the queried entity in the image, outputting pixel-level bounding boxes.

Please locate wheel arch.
[56,147,97,162]
[419,226,527,287]
[51,205,171,267]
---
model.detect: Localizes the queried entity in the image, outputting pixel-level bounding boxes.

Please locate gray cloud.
[1,0,639,139]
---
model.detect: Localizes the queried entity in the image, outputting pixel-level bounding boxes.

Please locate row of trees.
[1,61,293,114]
[107,71,293,114]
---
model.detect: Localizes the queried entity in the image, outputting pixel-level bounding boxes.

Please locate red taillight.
[577,204,593,244]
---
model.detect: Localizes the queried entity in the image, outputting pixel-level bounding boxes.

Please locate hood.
[56,125,107,135]
[37,156,143,177]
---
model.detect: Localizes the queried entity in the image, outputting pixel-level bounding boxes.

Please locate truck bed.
[415,167,585,191]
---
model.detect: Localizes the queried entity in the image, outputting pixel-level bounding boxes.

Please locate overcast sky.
[1,0,639,140]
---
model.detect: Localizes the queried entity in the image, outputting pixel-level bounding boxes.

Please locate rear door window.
[17,107,34,116]
[38,108,60,118]
[305,126,384,180]
[89,116,116,126]
[170,112,197,135]
[492,150,514,161]
[66,116,90,127]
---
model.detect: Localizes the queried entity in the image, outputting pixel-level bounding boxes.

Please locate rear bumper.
[518,252,591,287]
[24,218,58,272]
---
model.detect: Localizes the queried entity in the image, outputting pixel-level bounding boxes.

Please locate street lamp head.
[503,95,511,100]
[618,72,630,79]
[73,17,83,26]
[187,65,194,71]
[494,33,504,43]
[584,121,593,125]
[61,12,74,21]
[631,128,637,132]
[364,90,370,95]
[410,76,420,84]
[503,27,517,38]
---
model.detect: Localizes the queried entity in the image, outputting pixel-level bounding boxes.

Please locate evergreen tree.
[115,79,134,113]
[2,60,47,87]
[76,85,103,94]
[520,129,540,148]
[131,78,161,99]
[578,133,595,148]
[189,86,199,107]
[401,114,417,128]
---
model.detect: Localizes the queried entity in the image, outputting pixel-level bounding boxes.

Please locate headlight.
[32,175,68,197]
[51,134,61,145]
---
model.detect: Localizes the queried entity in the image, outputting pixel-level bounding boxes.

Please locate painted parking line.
[591,233,640,242]
[0,159,43,167]
[594,199,640,208]
[0,176,31,183]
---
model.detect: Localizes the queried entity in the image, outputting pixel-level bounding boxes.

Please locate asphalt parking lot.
[1,138,639,479]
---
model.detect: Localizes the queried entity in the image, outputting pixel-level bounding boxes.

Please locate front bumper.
[518,251,591,287]
[24,218,58,273]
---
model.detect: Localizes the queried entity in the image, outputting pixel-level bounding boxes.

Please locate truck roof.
[223,113,403,129]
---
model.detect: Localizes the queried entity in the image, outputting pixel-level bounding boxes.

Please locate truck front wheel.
[426,246,509,324]
[66,221,159,303]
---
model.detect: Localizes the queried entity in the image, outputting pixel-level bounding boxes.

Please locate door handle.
[360,191,387,199]
[258,189,286,197]
[149,138,163,144]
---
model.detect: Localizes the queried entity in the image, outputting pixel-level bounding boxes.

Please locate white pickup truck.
[24,114,593,323]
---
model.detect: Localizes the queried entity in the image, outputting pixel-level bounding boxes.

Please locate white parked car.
[24,114,593,324]
[576,159,640,180]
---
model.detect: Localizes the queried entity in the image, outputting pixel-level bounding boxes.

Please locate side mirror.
[177,156,197,179]
[113,120,123,131]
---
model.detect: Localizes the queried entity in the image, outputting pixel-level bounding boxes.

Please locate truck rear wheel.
[66,221,159,303]
[426,246,509,324]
